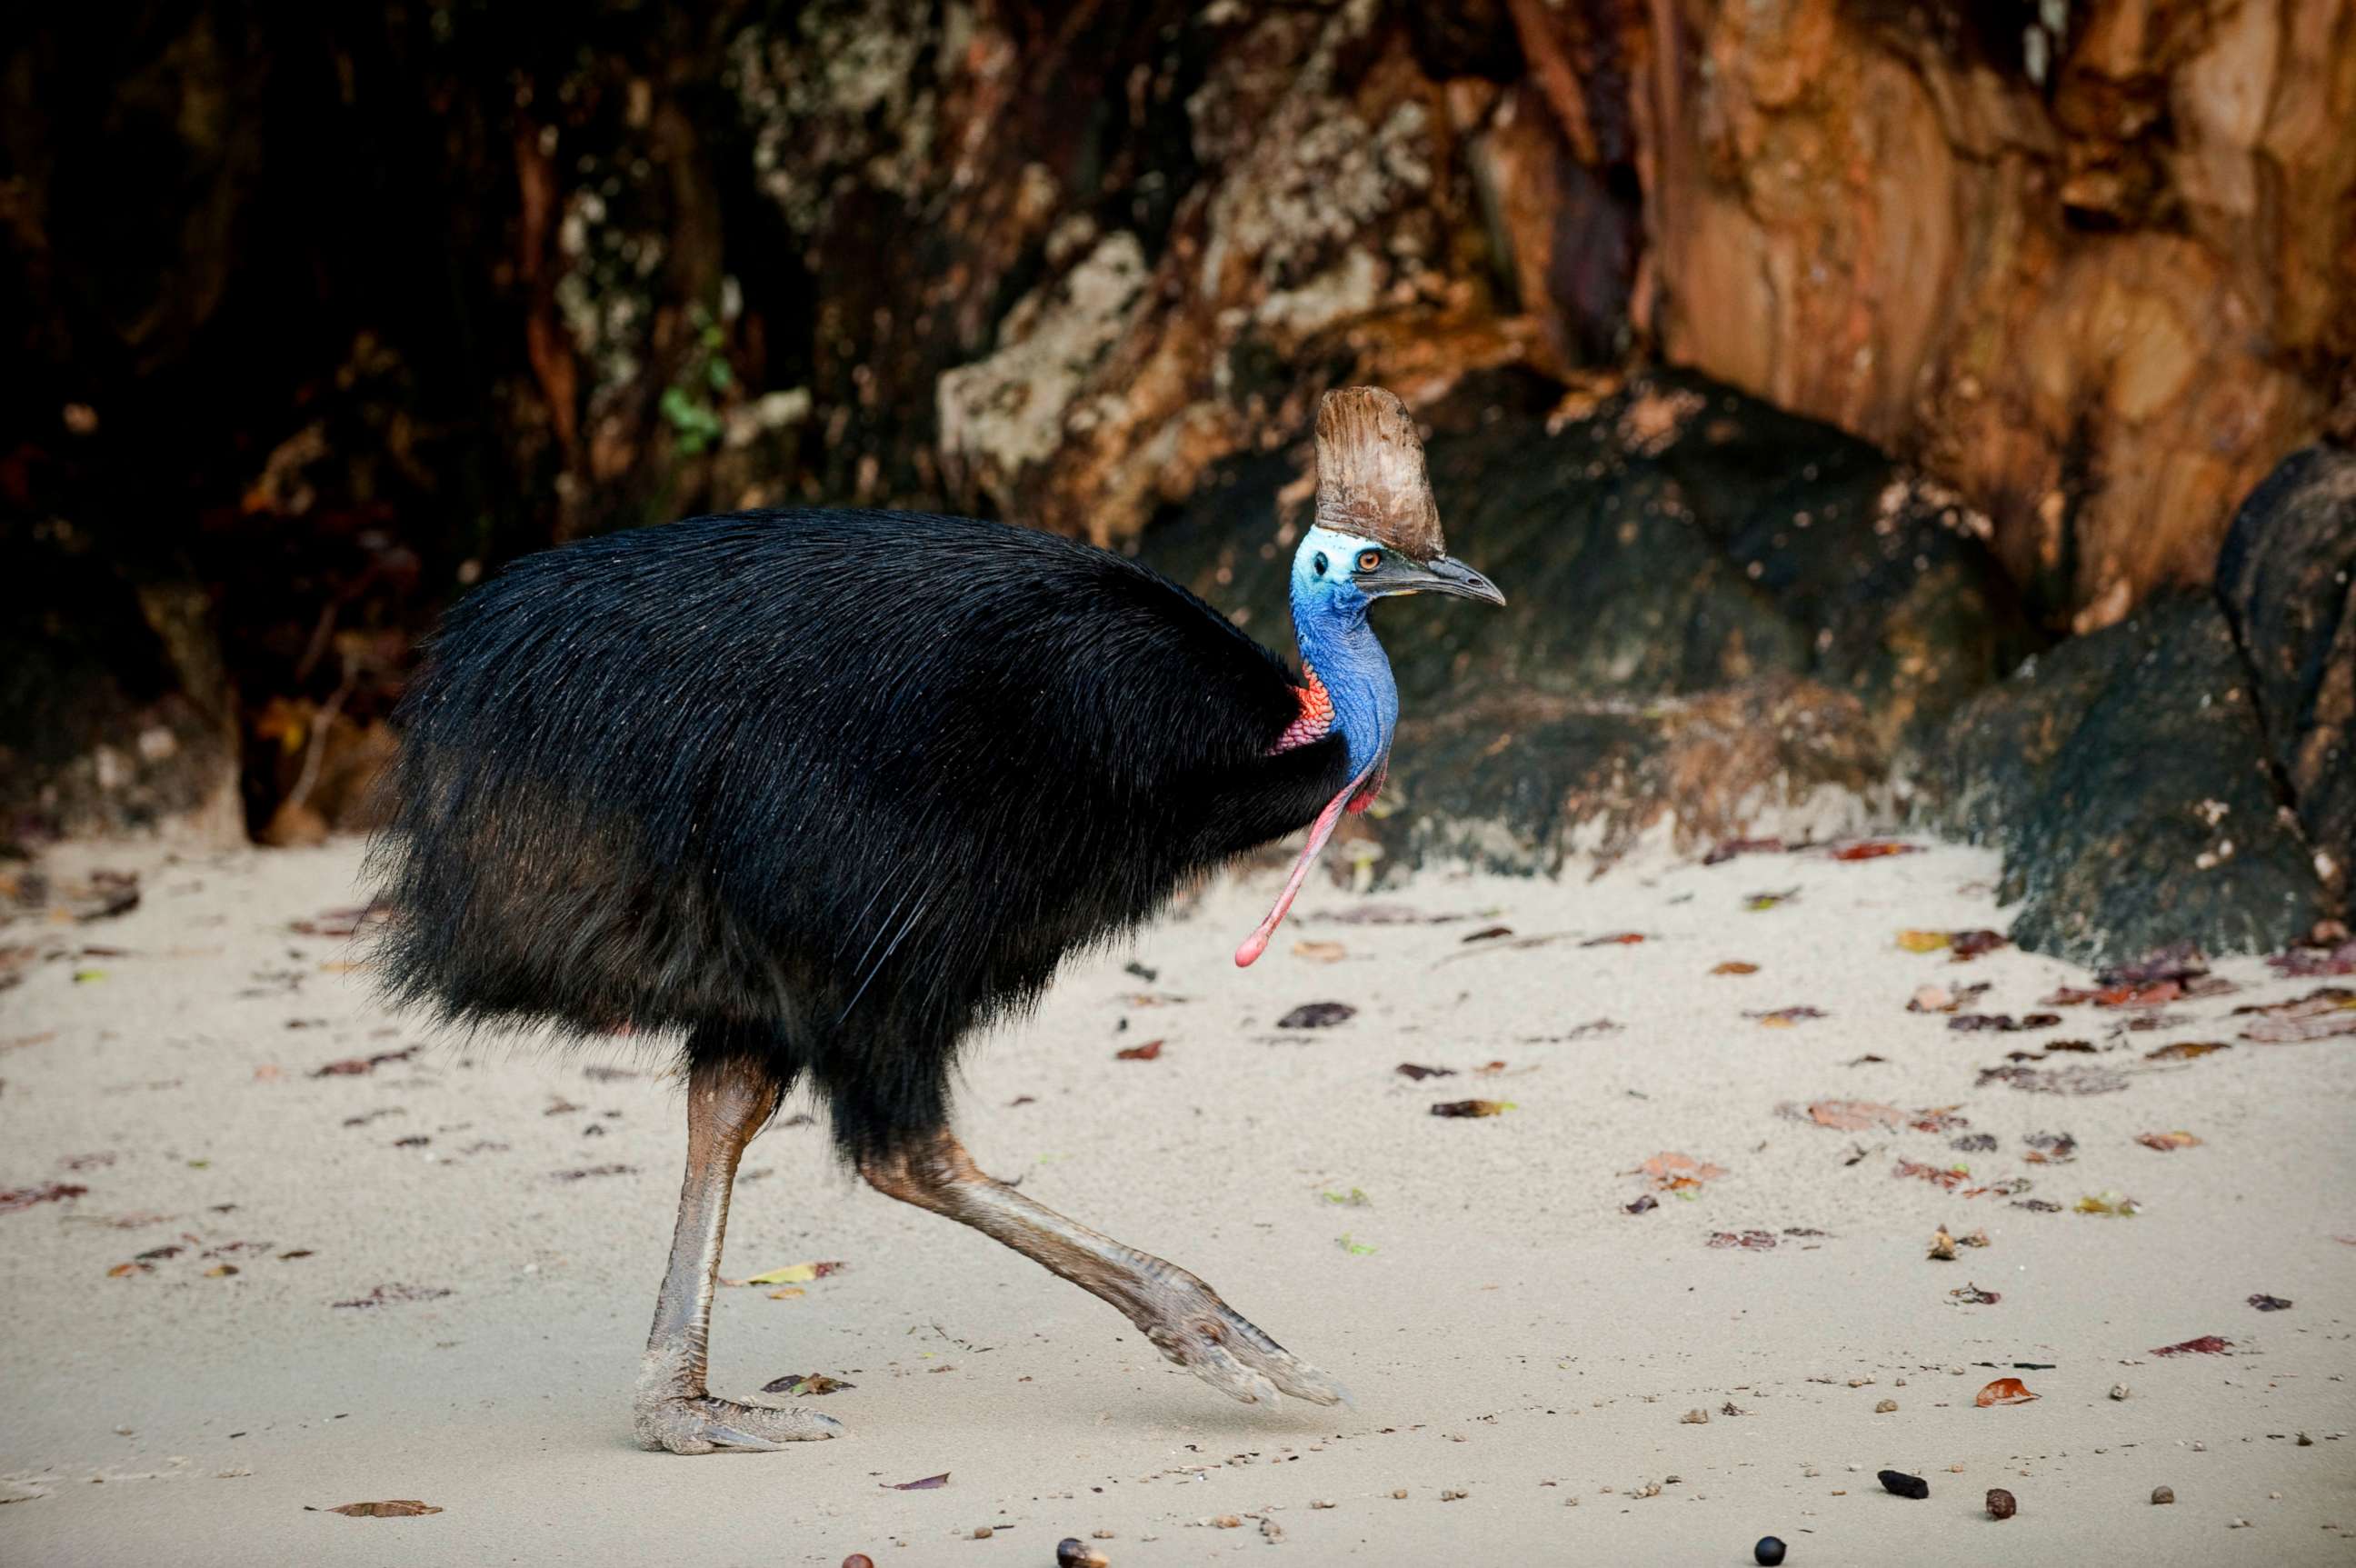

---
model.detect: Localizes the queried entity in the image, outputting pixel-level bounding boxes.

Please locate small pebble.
[1310,1500,1334,1510]
[1209,1515,1240,1530]
[1879,1470,1930,1501]
[844,1557,876,1568]
[1987,1488,2017,1521]
[1391,1489,1407,1500]
[2110,1384,2131,1401]
[1875,1399,1898,1413]
[2192,1442,2206,1452]
[971,1525,993,1540]
[1055,1541,1109,1568]
[2230,1518,2253,1529]
[1440,1489,1468,1502]
[2151,1486,2175,1505]
[1259,1520,1284,1542]
[1754,1535,1788,1565]
[2298,1433,2313,1446]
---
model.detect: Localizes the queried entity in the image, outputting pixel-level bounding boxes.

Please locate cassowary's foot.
[861,1128,1348,1410]
[1135,1284,1350,1408]
[633,1390,844,1454]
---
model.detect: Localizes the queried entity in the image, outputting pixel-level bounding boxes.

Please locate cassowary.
[369,386,1501,1453]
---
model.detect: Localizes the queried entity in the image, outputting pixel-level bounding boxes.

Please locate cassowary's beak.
[1356,553,1505,605]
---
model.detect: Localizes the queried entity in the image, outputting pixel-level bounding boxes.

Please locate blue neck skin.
[1289,525,1399,776]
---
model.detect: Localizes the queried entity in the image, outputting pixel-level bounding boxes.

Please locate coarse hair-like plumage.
[369,508,1351,1160]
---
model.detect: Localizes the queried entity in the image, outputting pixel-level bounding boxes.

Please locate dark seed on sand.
[1878,1470,1930,1500]
[2151,1486,2175,1505]
[1754,1536,1787,1565]
[1986,1487,2017,1520]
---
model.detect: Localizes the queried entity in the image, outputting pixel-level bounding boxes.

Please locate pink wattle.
[1234,756,1379,967]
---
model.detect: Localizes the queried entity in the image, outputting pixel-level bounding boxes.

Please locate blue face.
[1289,525,1402,776]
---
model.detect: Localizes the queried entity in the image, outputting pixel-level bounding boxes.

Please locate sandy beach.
[3,835,2351,1566]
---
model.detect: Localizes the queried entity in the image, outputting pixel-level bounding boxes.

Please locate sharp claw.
[703,1423,785,1452]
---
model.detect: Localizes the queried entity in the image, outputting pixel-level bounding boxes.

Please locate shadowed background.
[4,0,2351,964]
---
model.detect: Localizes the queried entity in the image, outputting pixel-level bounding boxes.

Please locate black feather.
[369,509,1350,1158]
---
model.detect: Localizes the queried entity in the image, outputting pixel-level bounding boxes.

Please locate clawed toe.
[634,1394,844,1454]
[1142,1300,1343,1409]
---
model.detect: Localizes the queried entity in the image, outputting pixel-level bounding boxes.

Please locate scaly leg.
[634,1052,843,1453]
[862,1128,1345,1407]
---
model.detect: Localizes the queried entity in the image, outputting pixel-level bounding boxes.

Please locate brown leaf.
[2234,985,2356,1043]
[1461,925,1514,944]
[322,1500,443,1517]
[0,1182,87,1213]
[1113,1040,1163,1061]
[1579,931,1645,947]
[1394,1063,1455,1081]
[1623,1194,1658,1215]
[2144,1041,2231,1062]
[1428,1099,1513,1118]
[1703,836,1784,864]
[1276,1002,1355,1029]
[1290,940,1346,964]
[2247,1293,2292,1312]
[1710,960,1759,975]
[1894,1159,1970,1191]
[2134,1130,2202,1152]
[1950,1282,2001,1305]
[1638,1151,1728,1186]
[332,1283,453,1309]
[312,1044,419,1078]
[761,1373,854,1395]
[882,1473,950,1490]
[2150,1335,2232,1356]
[1747,1005,1826,1026]
[1832,840,1918,861]
[1706,1230,1777,1250]
[1974,1377,2039,1406]
[1803,1100,1907,1131]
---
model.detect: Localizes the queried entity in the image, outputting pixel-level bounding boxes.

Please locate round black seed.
[1754,1535,1787,1565]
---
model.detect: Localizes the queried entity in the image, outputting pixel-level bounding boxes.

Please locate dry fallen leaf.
[1429,1100,1514,1118]
[1580,931,1646,947]
[2135,1130,2202,1152]
[1113,1040,1163,1061]
[1833,841,1918,861]
[1928,1227,1957,1261]
[1897,930,1950,954]
[1394,1063,1455,1081]
[1710,960,1759,975]
[2150,1335,2232,1356]
[744,1262,846,1286]
[1975,1377,2039,1406]
[1804,1100,1907,1132]
[1277,1002,1356,1029]
[1747,1005,1827,1027]
[1638,1152,1729,1189]
[882,1473,950,1491]
[760,1373,854,1396]
[1290,940,1346,964]
[2144,1040,2231,1062]
[321,1500,443,1517]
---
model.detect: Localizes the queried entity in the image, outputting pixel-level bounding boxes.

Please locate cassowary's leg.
[634,1052,842,1453]
[862,1129,1345,1408]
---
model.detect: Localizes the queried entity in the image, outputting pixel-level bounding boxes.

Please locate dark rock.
[2214,445,2356,908]
[1986,1487,2017,1520]
[2000,594,2329,964]
[1914,613,2166,846]
[1877,1469,1929,1500]
[0,522,242,845]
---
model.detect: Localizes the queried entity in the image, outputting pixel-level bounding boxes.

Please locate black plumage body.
[373,508,1350,1156]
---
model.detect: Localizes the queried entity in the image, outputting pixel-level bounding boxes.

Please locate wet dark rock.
[1997,595,2330,964]
[2214,445,2356,909]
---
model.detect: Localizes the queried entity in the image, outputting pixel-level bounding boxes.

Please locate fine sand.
[2,835,2351,1567]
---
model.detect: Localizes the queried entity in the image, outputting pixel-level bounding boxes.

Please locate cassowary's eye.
[1356,548,1382,573]
[1312,552,1328,576]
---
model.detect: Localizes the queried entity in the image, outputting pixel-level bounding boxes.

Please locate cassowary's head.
[1237,387,1503,967]
[1290,386,1503,615]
